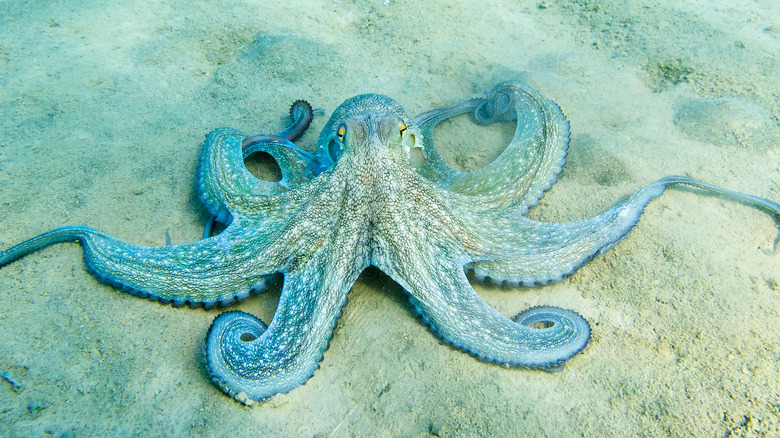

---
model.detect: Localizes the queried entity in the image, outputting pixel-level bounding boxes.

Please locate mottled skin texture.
[203,91,592,403]
[1,81,778,405]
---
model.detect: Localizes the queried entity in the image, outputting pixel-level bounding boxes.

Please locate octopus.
[1,81,778,405]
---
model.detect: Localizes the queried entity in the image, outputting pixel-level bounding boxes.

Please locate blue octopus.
[1,81,778,405]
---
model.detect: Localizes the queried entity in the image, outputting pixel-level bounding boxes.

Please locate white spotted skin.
[2,81,777,405]
[204,92,593,403]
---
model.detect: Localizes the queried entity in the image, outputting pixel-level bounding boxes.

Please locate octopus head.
[316,94,425,168]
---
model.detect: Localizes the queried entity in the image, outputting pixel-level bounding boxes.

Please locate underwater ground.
[0,0,778,436]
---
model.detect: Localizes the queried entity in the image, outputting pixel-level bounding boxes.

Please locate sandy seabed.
[1,0,778,436]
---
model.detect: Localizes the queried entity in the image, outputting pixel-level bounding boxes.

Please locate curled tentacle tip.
[761,232,780,256]
[205,310,270,403]
[289,99,312,115]
[511,305,591,366]
[291,99,325,117]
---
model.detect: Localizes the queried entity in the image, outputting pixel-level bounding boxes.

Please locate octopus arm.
[464,176,780,286]
[0,224,282,308]
[198,128,317,222]
[205,241,364,405]
[241,134,320,188]
[412,97,482,183]
[378,249,589,369]
[415,81,569,213]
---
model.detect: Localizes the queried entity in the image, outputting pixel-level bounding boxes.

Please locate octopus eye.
[337,125,346,141]
[399,122,407,136]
